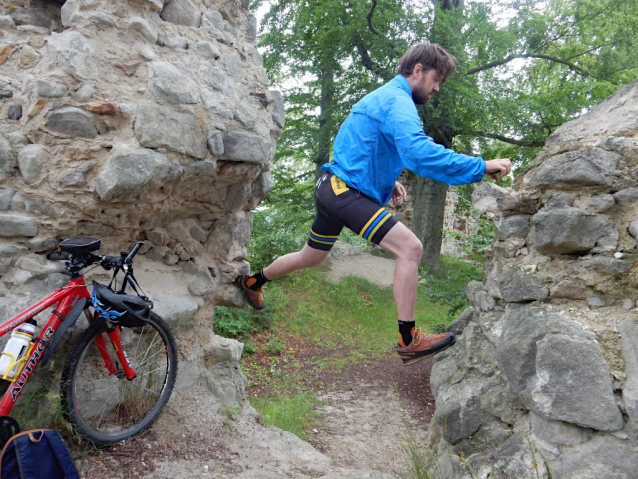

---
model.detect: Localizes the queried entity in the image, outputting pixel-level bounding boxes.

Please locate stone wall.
[428,79,638,478]
[0,0,280,410]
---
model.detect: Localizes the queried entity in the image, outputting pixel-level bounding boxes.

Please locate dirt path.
[325,254,396,288]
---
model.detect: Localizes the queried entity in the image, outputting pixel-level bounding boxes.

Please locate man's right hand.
[485,158,512,180]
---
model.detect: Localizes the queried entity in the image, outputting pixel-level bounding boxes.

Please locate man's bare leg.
[263,244,330,280]
[379,222,423,322]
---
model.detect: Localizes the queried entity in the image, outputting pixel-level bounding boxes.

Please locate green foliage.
[250,392,322,441]
[419,256,484,318]
[213,306,274,353]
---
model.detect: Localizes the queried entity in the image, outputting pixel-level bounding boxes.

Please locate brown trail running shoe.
[395,327,455,366]
[233,275,265,310]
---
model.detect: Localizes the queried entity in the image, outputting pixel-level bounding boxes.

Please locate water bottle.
[0,319,37,379]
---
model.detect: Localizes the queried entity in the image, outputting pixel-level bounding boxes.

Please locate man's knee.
[300,247,329,267]
[404,236,423,261]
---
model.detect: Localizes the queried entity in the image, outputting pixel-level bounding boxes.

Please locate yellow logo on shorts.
[331,175,349,196]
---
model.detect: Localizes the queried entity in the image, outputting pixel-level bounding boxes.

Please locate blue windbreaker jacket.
[322,75,486,206]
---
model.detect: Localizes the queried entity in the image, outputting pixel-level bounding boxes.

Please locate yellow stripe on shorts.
[359,208,386,237]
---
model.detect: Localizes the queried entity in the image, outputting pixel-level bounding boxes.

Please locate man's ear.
[412,63,423,77]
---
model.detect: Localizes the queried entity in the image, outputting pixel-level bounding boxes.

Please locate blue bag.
[0,429,80,479]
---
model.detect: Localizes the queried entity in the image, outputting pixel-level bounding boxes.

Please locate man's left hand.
[392,181,407,206]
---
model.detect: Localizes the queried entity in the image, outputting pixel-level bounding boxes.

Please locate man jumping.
[235,42,511,365]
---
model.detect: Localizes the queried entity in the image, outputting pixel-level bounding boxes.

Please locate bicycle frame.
[0,276,136,416]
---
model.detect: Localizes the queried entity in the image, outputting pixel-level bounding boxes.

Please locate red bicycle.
[0,237,178,446]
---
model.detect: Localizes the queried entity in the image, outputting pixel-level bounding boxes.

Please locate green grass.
[251,392,322,441]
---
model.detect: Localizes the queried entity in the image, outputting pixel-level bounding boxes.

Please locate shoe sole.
[233,275,265,311]
[399,337,456,366]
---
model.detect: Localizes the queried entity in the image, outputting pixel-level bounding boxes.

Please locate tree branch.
[466,53,588,76]
[365,0,402,59]
[353,37,394,82]
[471,131,545,147]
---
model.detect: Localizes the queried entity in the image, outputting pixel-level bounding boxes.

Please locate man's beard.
[412,88,430,105]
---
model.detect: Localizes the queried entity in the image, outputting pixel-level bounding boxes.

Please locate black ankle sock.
[398,321,415,346]
[246,270,270,291]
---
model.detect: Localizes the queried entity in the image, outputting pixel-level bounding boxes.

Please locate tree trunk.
[412,177,448,275]
[315,61,335,180]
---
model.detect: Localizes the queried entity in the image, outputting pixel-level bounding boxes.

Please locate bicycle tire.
[60,312,178,445]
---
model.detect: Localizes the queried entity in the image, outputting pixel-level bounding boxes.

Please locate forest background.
[247,0,638,275]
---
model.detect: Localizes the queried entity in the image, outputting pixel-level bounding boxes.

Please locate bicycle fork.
[90,311,137,380]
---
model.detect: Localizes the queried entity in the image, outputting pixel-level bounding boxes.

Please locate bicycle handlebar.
[124,242,144,264]
[46,251,72,261]
[47,241,145,272]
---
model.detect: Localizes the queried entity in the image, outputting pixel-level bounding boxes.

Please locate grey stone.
[619,318,638,431]
[531,207,614,255]
[433,377,494,444]
[188,271,217,297]
[613,187,638,206]
[246,15,257,40]
[144,0,165,12]
[147,229,170,246]
[127,17,158,43]
[203,8,224,30]
[550,281,587,299]
[486,264,548,302]
[148,62,198,104]
[530,412,591,446]
[33,78,67,98]
[234,100,257,130]
[96,148,169,202]
[0,245,23,275]
[15,254,64,279]
[201,89,234,118]
[0,14,15,29]
[446,306,474,336]
[525,148,621,189]
[134,101,207,159]
[0,188,15,210]
[0,133,16,178]
[47,31,101,82]
[223,52,243,78]
[0,91,13,99]
[184,160,217,178]
[60,0,81,27]
[545,191,573,209]
[465,280,496,312]
[546,79,638,146]
[8,106,22,121]
[73,84,94,101]
[17,144,48,185]
[270,90,285,129]
[146,246,168,261]
[246,171,273,209]
[221,132,273,165]
[0,214,38,237]
[196,42,220,59]
[587,194,615,213]
[7,131,29,149]
[498,307,623,431]
[497,215,531,240]
[205,212,252,260]
[472,181,512,213]
[550,434,637,479]
[160,0,201,27]
[587,296,606,307]
[622,298,635,310]
[45,107,98,139]
[164,253,179,266]
[9,191,56,216]
[581,256,634,278]
[203,65,227,92]
[10,7,52,29]
[180,260,199,275]
[156,35,189,50]
[207,130,224,156]
[26,237,57,253]
[88,12,117,27]
[60,160,97,188]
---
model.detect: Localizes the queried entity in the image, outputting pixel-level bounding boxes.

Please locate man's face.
[411,68,440,105]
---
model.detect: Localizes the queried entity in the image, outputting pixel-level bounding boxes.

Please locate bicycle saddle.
[58,237,101,256]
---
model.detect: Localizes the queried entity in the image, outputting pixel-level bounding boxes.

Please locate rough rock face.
[428,80,638,478]
[0,0,282,413]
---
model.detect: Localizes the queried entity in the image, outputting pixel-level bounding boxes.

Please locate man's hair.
[397,42,457,82]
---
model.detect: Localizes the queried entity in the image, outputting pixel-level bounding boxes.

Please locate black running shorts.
[307,173,398,251]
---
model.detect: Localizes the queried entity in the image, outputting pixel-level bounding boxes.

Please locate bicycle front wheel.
[61,312,178,445]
